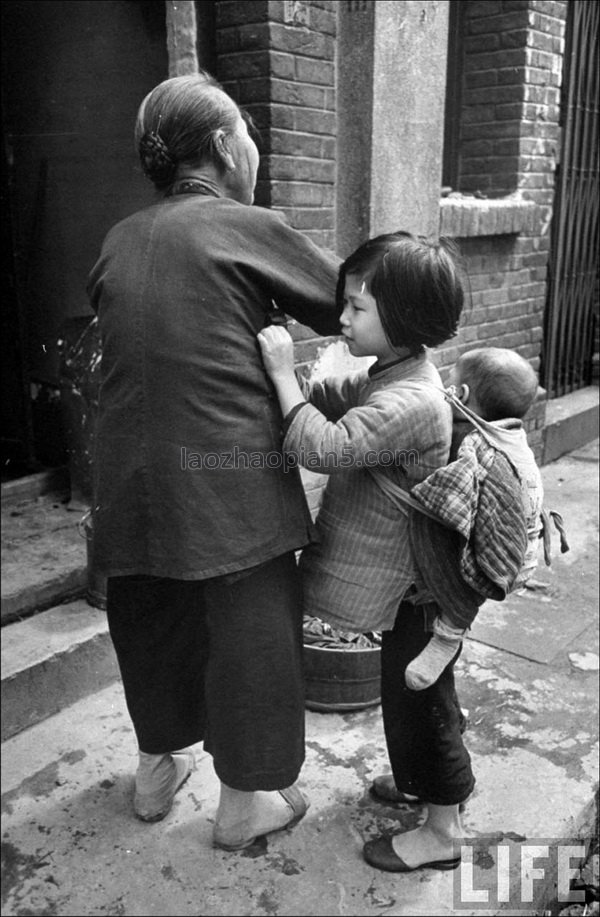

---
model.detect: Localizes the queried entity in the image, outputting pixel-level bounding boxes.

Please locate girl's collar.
[368,347,424,377]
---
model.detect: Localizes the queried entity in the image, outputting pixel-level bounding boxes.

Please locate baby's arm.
[257,325,306,417]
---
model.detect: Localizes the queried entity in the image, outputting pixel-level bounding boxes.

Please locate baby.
[405,346,544,690]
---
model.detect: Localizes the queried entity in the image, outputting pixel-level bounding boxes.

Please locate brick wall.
[214,0,569,463]
[460,0,530,196]
[214,1,272,202]
[436,0,568,461]
[432,232,551,460]
[267,0,337,252]
[459,0,564,199]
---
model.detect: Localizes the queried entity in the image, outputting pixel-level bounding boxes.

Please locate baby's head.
[337,231,465,354]
[452,347,538,421]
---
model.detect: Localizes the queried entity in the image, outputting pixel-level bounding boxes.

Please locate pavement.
[1,440,599,917]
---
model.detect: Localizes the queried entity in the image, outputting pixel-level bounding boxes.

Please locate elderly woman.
[87,73,340,850]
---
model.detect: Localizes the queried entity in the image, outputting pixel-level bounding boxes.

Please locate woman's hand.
[257,325,296,381]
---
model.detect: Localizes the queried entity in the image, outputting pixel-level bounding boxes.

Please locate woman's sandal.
[213,785,309,851]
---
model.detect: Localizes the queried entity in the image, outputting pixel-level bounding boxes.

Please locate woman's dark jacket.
[87,194,341,579]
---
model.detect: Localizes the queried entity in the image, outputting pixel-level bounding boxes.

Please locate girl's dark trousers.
[381,600,475,806]
[106,551,304,792]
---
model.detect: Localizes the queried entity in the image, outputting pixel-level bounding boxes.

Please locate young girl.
[258,231,471,873]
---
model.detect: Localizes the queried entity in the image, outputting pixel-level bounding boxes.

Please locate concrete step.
[1,598,119,741]
[1,487,89,624]
[543,385,599,464]
[1,465,70,506]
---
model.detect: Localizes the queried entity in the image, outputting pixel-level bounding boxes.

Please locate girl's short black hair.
[337,231,466,352]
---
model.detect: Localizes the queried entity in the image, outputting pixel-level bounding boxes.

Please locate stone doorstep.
[0,599,119,743]
[543,386,599,465]
[0,569,88,626]
[1,466,70,507]
[1,483,89,625]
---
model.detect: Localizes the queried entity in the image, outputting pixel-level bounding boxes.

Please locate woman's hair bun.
[138,130,176,186]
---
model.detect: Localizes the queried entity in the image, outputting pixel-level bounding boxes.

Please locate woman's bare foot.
[214,783,308,849]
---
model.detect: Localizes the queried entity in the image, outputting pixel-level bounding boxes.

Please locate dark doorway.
[1,0,168,478]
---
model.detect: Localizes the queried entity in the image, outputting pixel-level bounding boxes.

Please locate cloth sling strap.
[441,386,524,475]
[368,466,441,522]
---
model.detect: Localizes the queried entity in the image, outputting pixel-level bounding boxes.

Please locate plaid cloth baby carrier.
[369,388,569,619]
